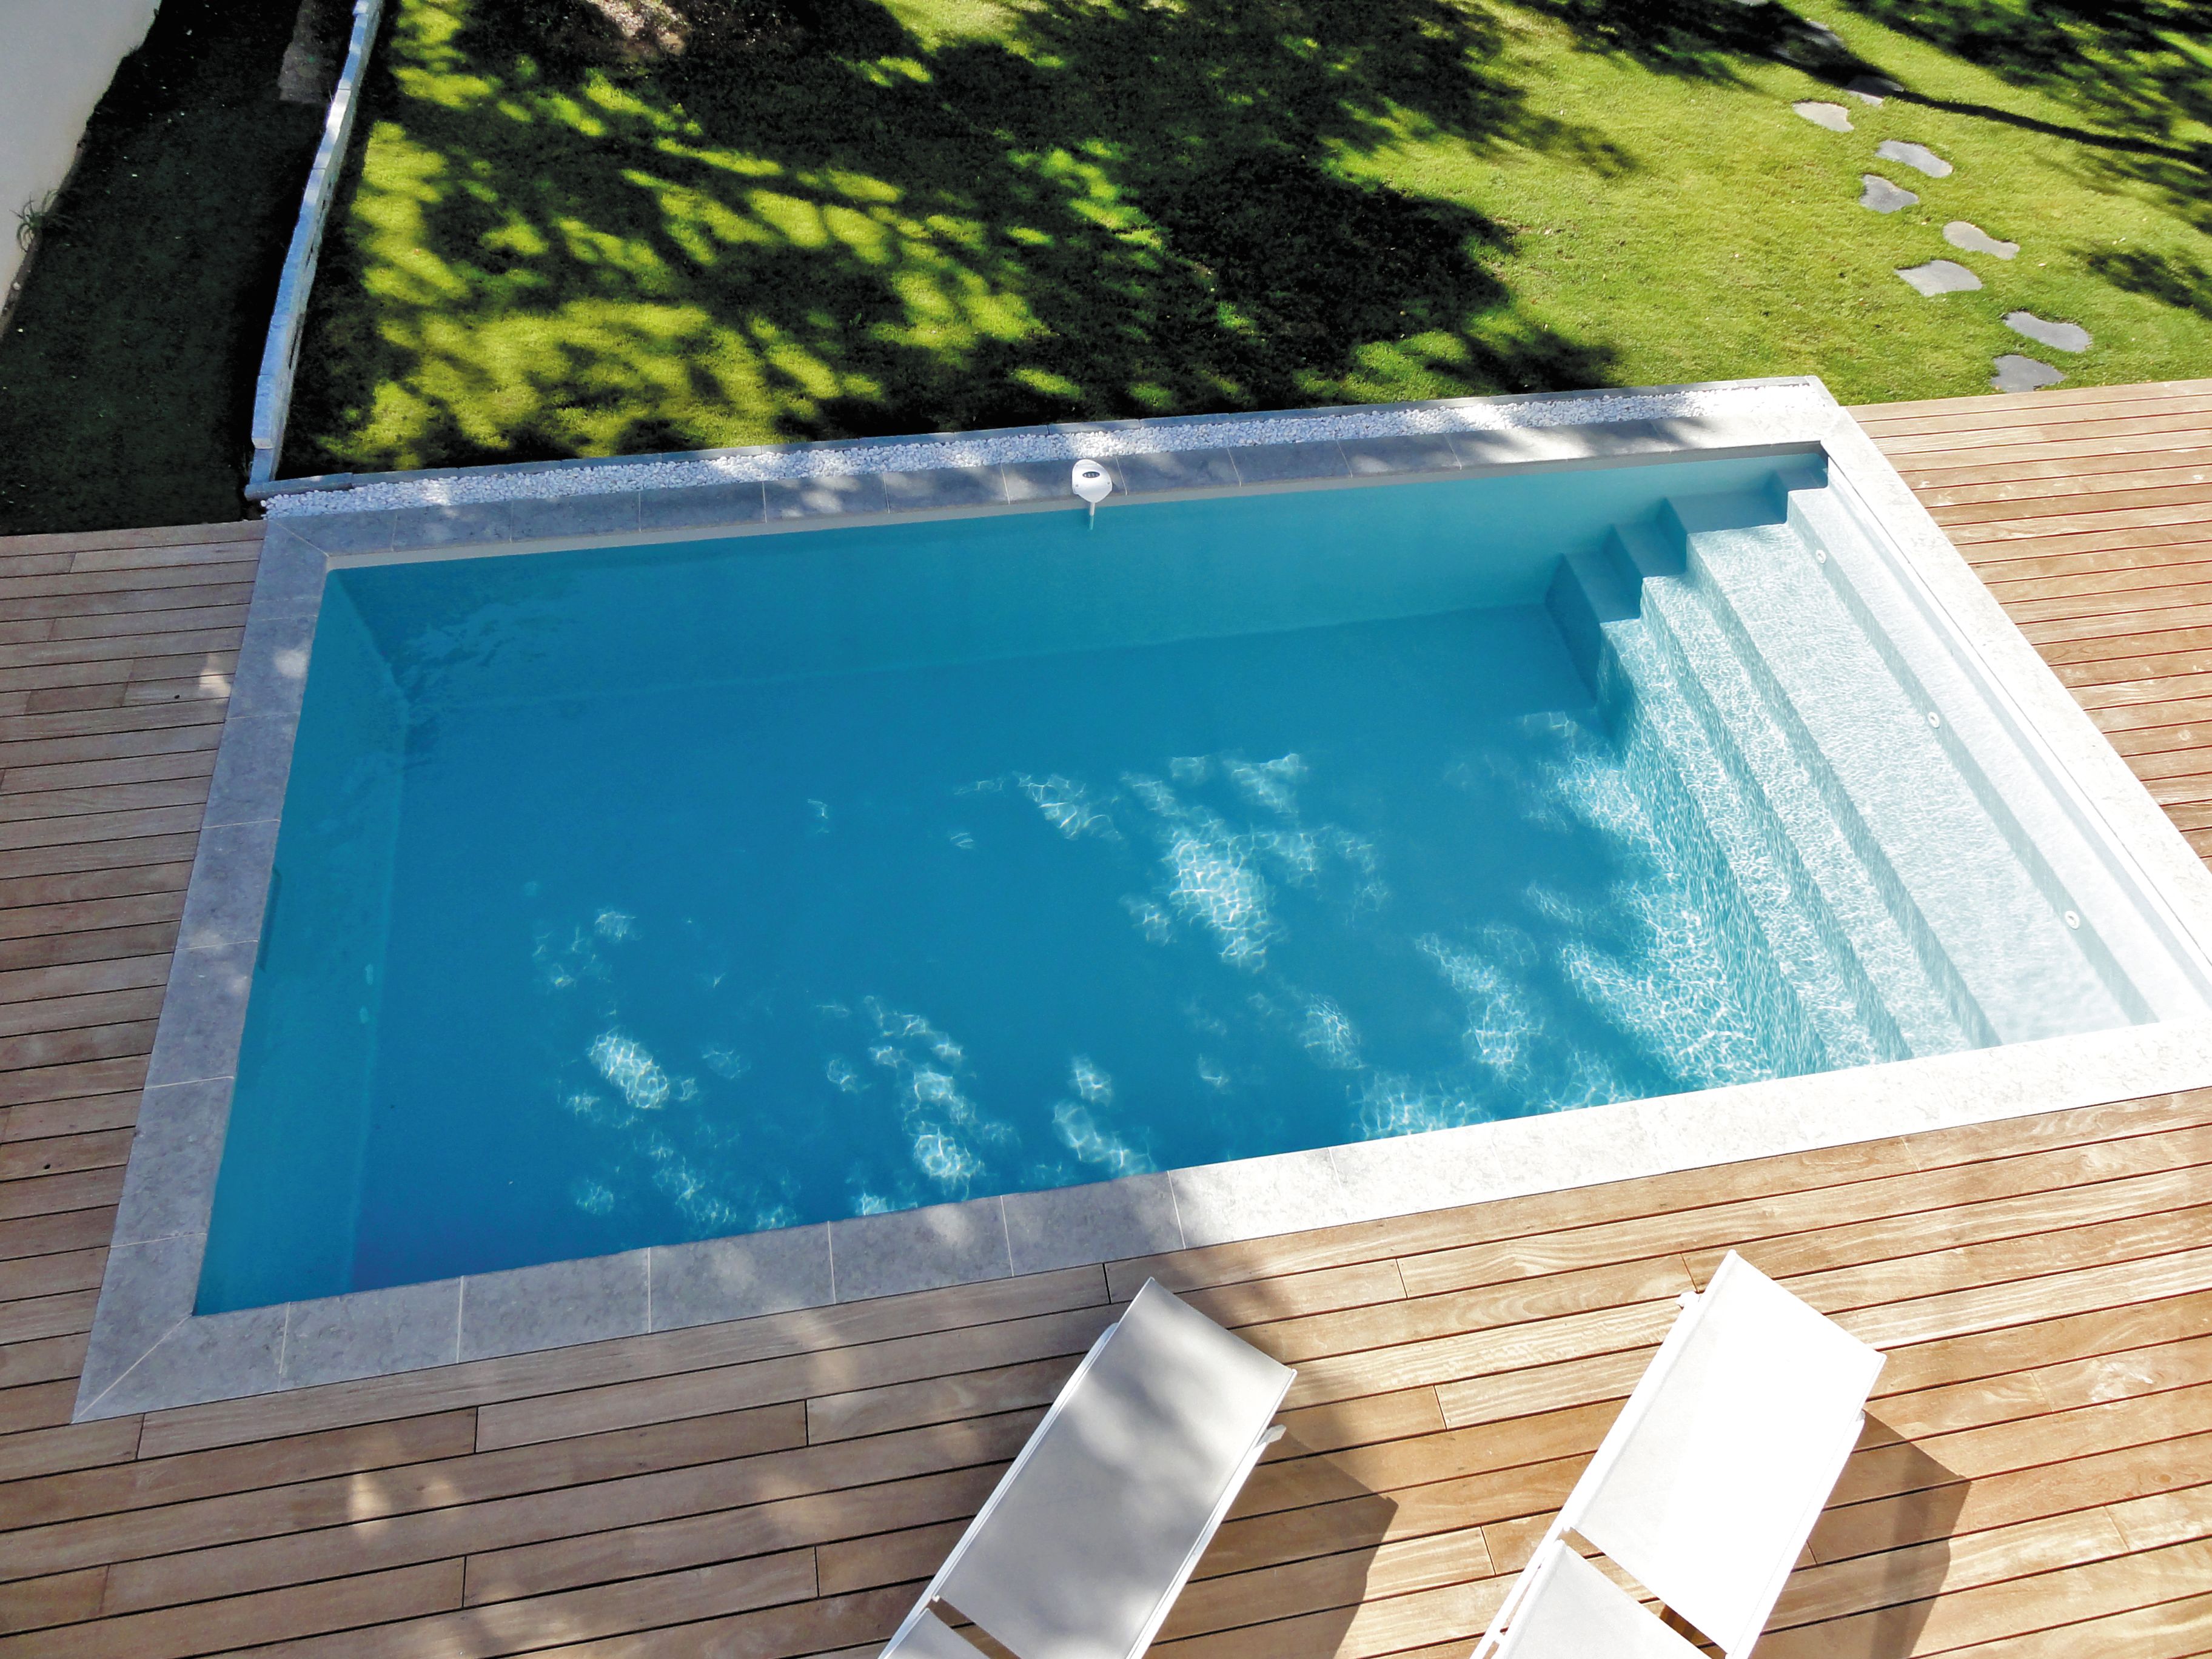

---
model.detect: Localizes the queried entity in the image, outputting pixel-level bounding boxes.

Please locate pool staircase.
[1549,473,2147,1070]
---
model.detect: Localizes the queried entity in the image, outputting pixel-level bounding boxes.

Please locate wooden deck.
[2,384,2210,1657]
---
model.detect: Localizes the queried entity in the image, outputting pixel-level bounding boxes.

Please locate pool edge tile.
[76,1230,205,1416]
[638,481,768,532]
[1116,449,1240,494]
[111,1078,232,1248]
[1228,439,1351,484]
[1003,1176,1182,1276]
[87,1304,288,1419]
[1168,1149,1357,1250]
[226,608,317,723]
[178,819,280,951]
[144,942,256,1090]
[511,491,642,542]
[458,1250,650,1361]
[286,1279,463,1388]
[881,465,1006,512]
[763,474,889,520]
[203,712,300,830]
[249,529,330,618]
[648,1227,834,1332]
[829,1198,1012,1302]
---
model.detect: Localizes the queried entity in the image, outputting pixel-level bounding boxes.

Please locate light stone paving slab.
[78,377,2212,1419]
[1860,174,1919,213]
[178,819,280,952]
[1993,354,2065,392]
[1897,259,1982,296]
[1877,139,1953,178]
[2005,311,2093,354]
[143,943,256,1089]
[1945,221,2019,260]
[648,1227,834,1331]
[1794,100,1853,132]
[828,1198,1012,1301]
[458,1250,650,1361]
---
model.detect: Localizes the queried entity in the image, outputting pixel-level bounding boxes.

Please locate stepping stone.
[1895,259,1981,296]
[1992,355,2064,392]
[1846,75,1900,103]
[1860,173,1918,212]
[1944,221,2018,259]
[1794,101,1854,132]
[2005,310,2093,352]
[1876,139,1952,178]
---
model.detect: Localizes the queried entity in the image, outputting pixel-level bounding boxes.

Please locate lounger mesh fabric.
[1571,1254,1883,1653]
[883,1279,1295,1659]
[1489,1543,1704,1659]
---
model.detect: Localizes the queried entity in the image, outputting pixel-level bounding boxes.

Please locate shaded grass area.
[285,0,2212,474]
[0,0,321,535]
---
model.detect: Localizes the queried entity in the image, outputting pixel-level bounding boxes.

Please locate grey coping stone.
[1993,354,2065,392]
[92,1303,288,1418]
[1115,448,1241,494]
[111,1078,231,1246]
[249,528,329,618]
[2005,310,2093,353]
[1340,434,1462,476]
[179,818,280,951]
[226,608,317,722]
[1945,221,2019,259]
[648,1226,834,1331]
[144,942,257,1088]
[881,464,1008,511]
[386,500,515,551]
[1876,139,1953,178]
[203,712,299,830]
[1002,457,1127,502]
[285,1279,461,1387]
[1170,1149,1355,1249]
[511,490,643,542]
[286,509,394,555]
[1002,1175,1184,1276]
[638,480,768,531]
[763,472,888,519]
[829,1196,1012,1302]
[1846,75,1900,104]
[1227,439,1351,484]
[77,1230,204,1410]
[1858,173,1919,213]
[1791,100,1852,132]
[460,1250,650,1361]
[1896,259,1982,297]
[1448,424,1655,469]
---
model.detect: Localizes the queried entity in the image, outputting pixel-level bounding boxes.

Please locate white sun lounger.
[1473,1250,1885,1659]
[880,1278,1296,1659]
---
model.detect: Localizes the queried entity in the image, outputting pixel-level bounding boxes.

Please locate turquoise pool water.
[199,454,2156,1310]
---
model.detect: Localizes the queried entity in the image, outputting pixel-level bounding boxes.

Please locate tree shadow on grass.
[283,0,1632,471]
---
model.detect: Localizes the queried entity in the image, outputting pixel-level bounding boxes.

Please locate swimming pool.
[192,444,2209,1314]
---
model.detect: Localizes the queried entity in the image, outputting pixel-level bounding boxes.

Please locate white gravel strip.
[264,381,1832,517]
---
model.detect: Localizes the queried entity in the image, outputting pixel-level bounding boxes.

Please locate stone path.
[1860,174,1919,212]
[1786,75,2097,394]
[1897,258,1982,296]
[1945,221,2019,259]
[1794,100,1854,132]
[1876,138,1953,178]
[2006,311,2093,352]
[1992,354,2065,391]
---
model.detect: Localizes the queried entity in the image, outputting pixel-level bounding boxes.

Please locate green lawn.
[283,0,2212,474]
[0,0,321,535]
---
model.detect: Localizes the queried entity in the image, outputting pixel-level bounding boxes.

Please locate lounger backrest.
[1565,1252,1883,1656]
[908,1278,1295,1659]
[1489,1542,1706,1659]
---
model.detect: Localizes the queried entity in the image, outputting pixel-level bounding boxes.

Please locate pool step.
[1674,491,2131,1044]
[1555,475,2137,1057]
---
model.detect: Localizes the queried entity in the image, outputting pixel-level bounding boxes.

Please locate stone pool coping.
[76,379,2212,1419]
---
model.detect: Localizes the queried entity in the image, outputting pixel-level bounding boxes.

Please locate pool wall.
[75,378,2212,1419]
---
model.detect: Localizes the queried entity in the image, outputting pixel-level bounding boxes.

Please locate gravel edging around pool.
[78,379,2212,1421]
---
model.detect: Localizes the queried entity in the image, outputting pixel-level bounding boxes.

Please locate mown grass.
[283,0,2212,474]
[0,0,321,535]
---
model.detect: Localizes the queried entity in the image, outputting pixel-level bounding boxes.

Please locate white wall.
[0,0,163,300]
